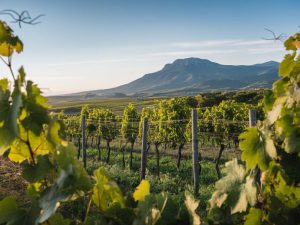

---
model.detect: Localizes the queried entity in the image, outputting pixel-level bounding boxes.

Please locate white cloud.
[146,39,283,57]
[247,46,284,54]
[170,40,237,48]
[145,49,239,57]
[39,58,132,67]
[170,39,280,48]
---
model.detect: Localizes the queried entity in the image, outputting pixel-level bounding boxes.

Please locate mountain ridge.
[64,58,279,98]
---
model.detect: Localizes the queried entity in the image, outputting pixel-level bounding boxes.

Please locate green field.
[48,90,265,115]
[48,97,162,115]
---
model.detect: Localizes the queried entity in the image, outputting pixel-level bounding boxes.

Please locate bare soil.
[0,157,28,203]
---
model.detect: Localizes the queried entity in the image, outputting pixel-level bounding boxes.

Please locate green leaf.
[54,144,92,191]
[239,128,271,171]
[26,182,42,199]
[263,90,275,112]
[46,121,61,147]
[0,196,24,224]
[21,80,50,135]
[37,169,71,223]
[22,155,53,182]
[273,78,289,97]
[0,78,22,155]
[133,193,169,225]
[276,115,300,153]
[279,52,296,77]
[244,208,262,225]
[105,204,136,225]
[92,167,125,211]
[38,144,91,223]
[48,213,71,225]
[275,172,300,208]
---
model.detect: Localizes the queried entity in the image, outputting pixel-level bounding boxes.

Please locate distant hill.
[64,58,279,98]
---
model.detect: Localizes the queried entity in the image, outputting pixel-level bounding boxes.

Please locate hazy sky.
[0,0,299,95]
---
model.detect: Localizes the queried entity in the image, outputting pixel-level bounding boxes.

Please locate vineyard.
[59,100,260,176]
[0,17,300,225]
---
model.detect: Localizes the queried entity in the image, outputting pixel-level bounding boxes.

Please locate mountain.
[67,58,279,98]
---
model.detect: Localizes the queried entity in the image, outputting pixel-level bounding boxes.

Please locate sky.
[0,0,299,95]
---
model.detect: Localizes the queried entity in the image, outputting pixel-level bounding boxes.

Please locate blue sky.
[0,0,299,95]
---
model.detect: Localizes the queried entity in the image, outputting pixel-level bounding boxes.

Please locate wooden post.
[249,109,261,190]
[82,115,87,169]
[140,117,148,181]
[249,109,257,127]
[192,109,199,196]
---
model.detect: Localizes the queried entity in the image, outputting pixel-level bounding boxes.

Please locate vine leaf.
[8,130,50,163]
[133,180,150,202]
[37,144,91,223]
[37,169,72,223]
[47,213,71,225]
[267,97,285,125]
[185,193,201,225]
[92,167,125,211]
[22,80,50,135]
[0,78,22,155]
[0,197,25,224]
[275,172,300,208]
[240,128,275,171]
[0,21,23,56]
[209,159,257,214]
[26,182,42,199]
[244,208,262,225]
[22,155,53,182]
[279,52,296,77]
[133,193,169,225]
[276,115,300,153]
[284,34,300,51]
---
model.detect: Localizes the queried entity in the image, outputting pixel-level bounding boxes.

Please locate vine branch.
[0,9,45,28]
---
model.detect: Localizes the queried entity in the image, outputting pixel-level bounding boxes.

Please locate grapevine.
[207,33,300,225]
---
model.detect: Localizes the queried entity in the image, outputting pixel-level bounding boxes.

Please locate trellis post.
[192,109,199,196]
[140,117,148,180]
[82,115,87,168]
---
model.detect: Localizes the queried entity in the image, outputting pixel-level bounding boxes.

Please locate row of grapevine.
[59,98,260,180]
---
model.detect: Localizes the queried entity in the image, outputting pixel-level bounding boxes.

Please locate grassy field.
[48,90,264,115]
[48,97,163,115]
